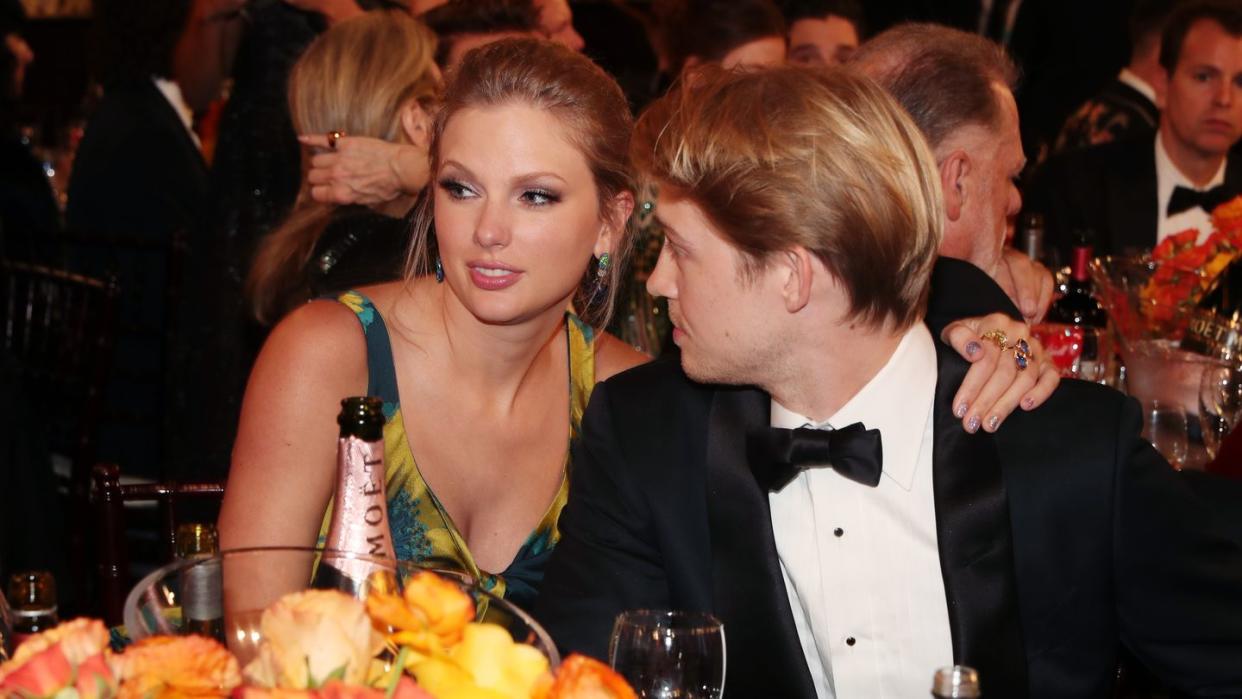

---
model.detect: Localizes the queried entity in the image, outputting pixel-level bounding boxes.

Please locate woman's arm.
[219,300,369,550]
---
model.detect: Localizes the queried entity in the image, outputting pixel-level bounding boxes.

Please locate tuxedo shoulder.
[1002,379,1134,440]
[598,357,712,407]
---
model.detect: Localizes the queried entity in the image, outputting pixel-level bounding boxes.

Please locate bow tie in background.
[1167,184,1233,216]
[749,423,883,492]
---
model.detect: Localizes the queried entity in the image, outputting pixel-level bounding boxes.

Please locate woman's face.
[434,102,611,326]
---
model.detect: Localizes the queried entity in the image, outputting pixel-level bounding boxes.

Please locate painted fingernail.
[987,415,1000,432]
[1022,397,1035,410]
[966,415,981,433]
[966,341,981,357]
[955,402,968,418]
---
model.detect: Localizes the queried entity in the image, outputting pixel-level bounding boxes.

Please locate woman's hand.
[299,134,429,205]
[941,312,1060,433]
[995,248,1055,324]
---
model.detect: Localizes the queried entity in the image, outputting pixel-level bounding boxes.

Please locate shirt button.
[833,527,844,537]
[845,636,856,646]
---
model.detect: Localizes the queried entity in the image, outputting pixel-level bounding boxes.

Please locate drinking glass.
[609,610,725,699]
[0,587,12,661]
[1142,400,1189,468]
[1199,362,1242,460]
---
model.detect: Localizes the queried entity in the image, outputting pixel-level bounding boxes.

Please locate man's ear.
[939,150,970,223]
[594,190,636,259]
[781,246,815,314]
[399,100,434,149]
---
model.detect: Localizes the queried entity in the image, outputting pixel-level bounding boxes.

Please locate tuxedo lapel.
[1107,140,1158,254]
[933,343,1029,697]
[706,386,817,698]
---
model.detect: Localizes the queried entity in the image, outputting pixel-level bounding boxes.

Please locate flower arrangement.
[1138,195,1242,334]
[0,572,634,699]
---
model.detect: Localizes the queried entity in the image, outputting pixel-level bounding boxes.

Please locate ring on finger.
[328,130,344,149]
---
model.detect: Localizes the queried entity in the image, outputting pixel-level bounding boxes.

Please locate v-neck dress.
[318,291,595,609]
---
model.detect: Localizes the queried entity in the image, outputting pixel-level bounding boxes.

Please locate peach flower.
[110,635,241,698]
[243,590,384,689]
[0,618,116,698]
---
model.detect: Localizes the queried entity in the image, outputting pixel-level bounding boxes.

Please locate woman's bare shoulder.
[593,330,652,382]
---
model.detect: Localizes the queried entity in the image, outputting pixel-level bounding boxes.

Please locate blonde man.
[536,65,1242,697]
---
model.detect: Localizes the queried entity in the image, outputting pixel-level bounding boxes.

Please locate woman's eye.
[521,189,560,206]
[438,179,475,199]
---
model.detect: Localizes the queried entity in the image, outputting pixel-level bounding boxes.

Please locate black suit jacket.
[1025,135,1242,260]
[537,339,1242,697]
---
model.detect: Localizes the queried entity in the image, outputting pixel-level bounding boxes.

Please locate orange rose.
[367,572,474,654]
[1212,194,1242,231]
[536,654,636,699]
[110,635,241,698]
[0,618,116,698]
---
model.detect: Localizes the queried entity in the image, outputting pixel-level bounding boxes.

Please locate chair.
[1,260,118,610]
[92,462,224,626]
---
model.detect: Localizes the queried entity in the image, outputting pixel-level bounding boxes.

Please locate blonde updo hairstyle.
[408,38,637,331]
[247,10,439,325]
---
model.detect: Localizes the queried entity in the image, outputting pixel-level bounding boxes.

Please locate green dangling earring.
[596,252,611,279]
[434,256,445,283]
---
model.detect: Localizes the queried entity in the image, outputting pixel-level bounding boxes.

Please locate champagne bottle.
[1017,212,1046,263]
[176,522,223,642]
[932,665,981,698]
[1181,256,1242,361]
[7,571,57,647]
[314,396,395,594]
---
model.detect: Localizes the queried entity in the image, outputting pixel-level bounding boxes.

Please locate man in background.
[781,0,863,67]
[423,0,541,72]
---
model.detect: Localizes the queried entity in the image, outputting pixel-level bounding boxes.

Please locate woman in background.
[246,10,440,325]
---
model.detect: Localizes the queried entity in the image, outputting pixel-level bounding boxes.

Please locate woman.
[246,11,440,324]
[221,38,1055,610]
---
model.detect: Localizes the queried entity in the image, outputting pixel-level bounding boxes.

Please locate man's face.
[646,189,786,386]
[1162,19,1242,159]
[788,15,859,67]
[445,31,538,72]
[941,85,1024,275]
[535,0,585,52]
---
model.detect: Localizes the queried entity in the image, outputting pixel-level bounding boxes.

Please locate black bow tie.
[1167,184,1233,216]
[749,423,883,492]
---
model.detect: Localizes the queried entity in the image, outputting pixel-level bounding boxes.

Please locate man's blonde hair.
[633,65,943,330]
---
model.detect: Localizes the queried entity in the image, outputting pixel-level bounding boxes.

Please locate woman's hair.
[247,10,439,325]
[409,37,637,330]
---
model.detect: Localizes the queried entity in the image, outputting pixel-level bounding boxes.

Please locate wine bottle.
[1182,256,1242,361]
[932,665,981,698]
[314,396,396,594]
[6,571,58,648]
[1035,237,1110,380]
[176,522,224,642]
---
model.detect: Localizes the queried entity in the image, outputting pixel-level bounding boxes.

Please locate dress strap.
[566,312,596,440]
[335,291,401,411]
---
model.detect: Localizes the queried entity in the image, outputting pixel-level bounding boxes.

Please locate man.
[535,0,584,51]
[423,0,541,72]
[780,0,863,67]
[535,66,1242,697]
[852,24,1053,322]
[1053,0,1176,154]
[1027,0,1242,258]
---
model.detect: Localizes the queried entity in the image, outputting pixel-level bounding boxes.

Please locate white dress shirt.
[152,76,202,151]
[1156,133,1225,246]
[1118,68,1157,106]
[769,324,952,698]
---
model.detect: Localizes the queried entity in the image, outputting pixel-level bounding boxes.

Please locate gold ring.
[328,130,344,149]
[981,329,1008,350]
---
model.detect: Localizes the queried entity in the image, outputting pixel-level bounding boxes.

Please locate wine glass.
[0,586,13,661]
[609,610,725,699]
[1199,362,1242,459]
[1142,400,1189,468]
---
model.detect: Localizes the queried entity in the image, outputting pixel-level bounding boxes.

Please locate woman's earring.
[434,256,445,283]
[596,252,611,279]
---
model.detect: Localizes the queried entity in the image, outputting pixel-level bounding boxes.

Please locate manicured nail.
[987,415,1000,432]
[1022,397,1035,410]
[966,341,981,357]
[966,415,981,433]
[955,402,968,418]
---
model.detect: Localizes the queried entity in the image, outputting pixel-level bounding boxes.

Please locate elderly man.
[534,65,1242,697]
[852,23,1053,323]
[1027,0,1242,258]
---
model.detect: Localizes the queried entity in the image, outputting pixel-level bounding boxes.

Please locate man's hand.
[941,313,1060,433]
[994,248,1054,324]
[298,134,430,206]
[283,0,363,24]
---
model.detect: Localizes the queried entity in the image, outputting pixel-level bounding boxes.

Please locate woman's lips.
[468,264,522,290]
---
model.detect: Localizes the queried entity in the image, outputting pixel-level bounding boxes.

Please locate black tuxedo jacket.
[537,343,1242,697]
[1025,135,1242,261]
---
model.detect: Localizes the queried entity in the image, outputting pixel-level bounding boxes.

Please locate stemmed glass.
[0,588,12,661]
[1142,400,1189,468]
[1200,361,1242,460]
[609,610,726,699]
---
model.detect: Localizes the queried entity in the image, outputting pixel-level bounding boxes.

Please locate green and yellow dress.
[320,291,595,610]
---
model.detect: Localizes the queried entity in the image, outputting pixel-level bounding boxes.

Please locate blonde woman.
[246,10,440,325]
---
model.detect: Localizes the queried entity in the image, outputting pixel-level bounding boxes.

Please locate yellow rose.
[243,590,385,689]
[450,624,549,699]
